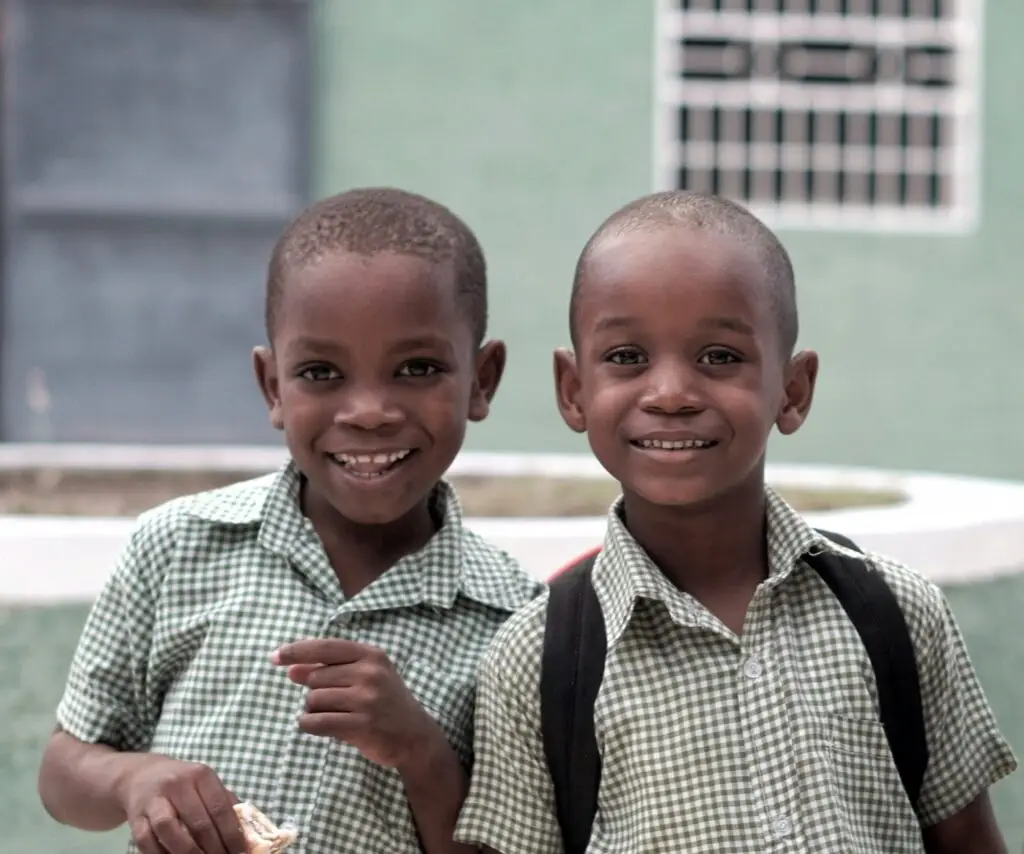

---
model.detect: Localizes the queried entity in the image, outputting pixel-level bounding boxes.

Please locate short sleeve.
[915,590,1017,826]
[56,512,171,752]
[454,595,564,854]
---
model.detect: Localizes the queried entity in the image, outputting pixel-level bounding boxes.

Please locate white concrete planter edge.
[1,446,1022,602]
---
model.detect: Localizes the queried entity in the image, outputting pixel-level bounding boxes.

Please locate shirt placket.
[274,604,375,854]
[739,582,804,850]
[267,529,350,854]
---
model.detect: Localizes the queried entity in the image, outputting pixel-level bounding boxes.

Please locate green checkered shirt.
[56,462,543,854]
[455,487,1016,853]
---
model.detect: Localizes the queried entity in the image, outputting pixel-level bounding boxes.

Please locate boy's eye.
[298,365,341,382]
[397,360,441,378]
[698,349,739,366]
[606,348,647,366]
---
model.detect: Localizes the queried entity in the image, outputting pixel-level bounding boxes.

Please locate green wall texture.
[314,1,1024,481]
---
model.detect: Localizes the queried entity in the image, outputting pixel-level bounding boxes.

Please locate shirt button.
[773,815,793,838]
[743,657,764,680]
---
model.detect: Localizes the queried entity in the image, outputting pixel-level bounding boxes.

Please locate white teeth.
[334,449,411,466]
[636,438,713,450]
[330,449,413,478]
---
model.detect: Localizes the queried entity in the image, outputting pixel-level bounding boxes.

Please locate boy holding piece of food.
[38,188,542,854]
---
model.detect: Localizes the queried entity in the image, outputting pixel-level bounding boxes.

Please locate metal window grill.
[653,0,983,232]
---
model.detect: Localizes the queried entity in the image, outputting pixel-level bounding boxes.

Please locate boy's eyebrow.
[287,335,349,355]
[387,334,455,354]
[591,315,756,336]
[284,333,455,356]
[592,315,635,334]
[698,316,756,336]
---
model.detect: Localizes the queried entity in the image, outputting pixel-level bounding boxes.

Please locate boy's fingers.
[292,663,359,688]
[131,817,166,854]
[176,786,229,854]
[273,639,368,666]
[284,663,319,684]
[305,686,360,714]
[147,799,202,854]
[194,775,247,854]
[297,711,365,739]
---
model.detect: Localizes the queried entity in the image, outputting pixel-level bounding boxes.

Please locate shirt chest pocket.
[815,715,924,853]
[400,660,475,768]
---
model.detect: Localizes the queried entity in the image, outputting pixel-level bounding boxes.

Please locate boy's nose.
[333,390,403,431]
[638,362,705,414]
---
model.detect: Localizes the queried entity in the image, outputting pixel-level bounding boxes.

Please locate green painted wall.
[314,1,1024,481]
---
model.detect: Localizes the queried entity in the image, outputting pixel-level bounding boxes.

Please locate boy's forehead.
[576,228,775,336]
[276,250,463,341]
[295,249,453,292]
[286,251,456,313]
[585,226,759,284]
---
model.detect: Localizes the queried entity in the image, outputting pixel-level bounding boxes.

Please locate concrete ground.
[3,571,1024,853]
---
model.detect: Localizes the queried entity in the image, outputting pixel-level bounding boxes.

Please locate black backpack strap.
[806,529,929,815]
[540,531,929,845]
[540,551,606,854]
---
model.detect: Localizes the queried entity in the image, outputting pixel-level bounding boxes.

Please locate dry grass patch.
[0,468,906,518]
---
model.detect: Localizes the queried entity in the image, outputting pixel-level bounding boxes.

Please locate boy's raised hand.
[273,639,442,771]
[115,754,248,854]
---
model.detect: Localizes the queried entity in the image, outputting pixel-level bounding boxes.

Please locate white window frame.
[652,0,985,234]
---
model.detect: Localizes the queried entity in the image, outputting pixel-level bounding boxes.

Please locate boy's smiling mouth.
[329,449,416,479]
[627,433,721,465]
[630,438,717,451]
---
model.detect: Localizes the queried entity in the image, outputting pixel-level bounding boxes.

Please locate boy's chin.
[627,481,722,511]
[301,460,434,528]
[319,487,428,528]
[621,471,748,513]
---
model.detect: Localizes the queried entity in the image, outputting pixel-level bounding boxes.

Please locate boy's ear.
[253,346,285,430]
[468,339,507,423]
[776,349,819,435]
[554,348,586,433]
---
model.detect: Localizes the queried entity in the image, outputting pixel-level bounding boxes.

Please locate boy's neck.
[301,483,439,598]
[621,476,770,602]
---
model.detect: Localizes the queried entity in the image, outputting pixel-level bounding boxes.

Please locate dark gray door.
[0,0,312,442]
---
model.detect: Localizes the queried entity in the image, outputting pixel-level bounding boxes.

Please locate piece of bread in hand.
[234,802,298,854]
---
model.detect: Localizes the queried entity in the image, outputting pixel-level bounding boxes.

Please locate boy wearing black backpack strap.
[455,191,1016,854]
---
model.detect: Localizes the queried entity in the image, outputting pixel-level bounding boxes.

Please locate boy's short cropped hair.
[569,190,799,355]
[265,187,489,345]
